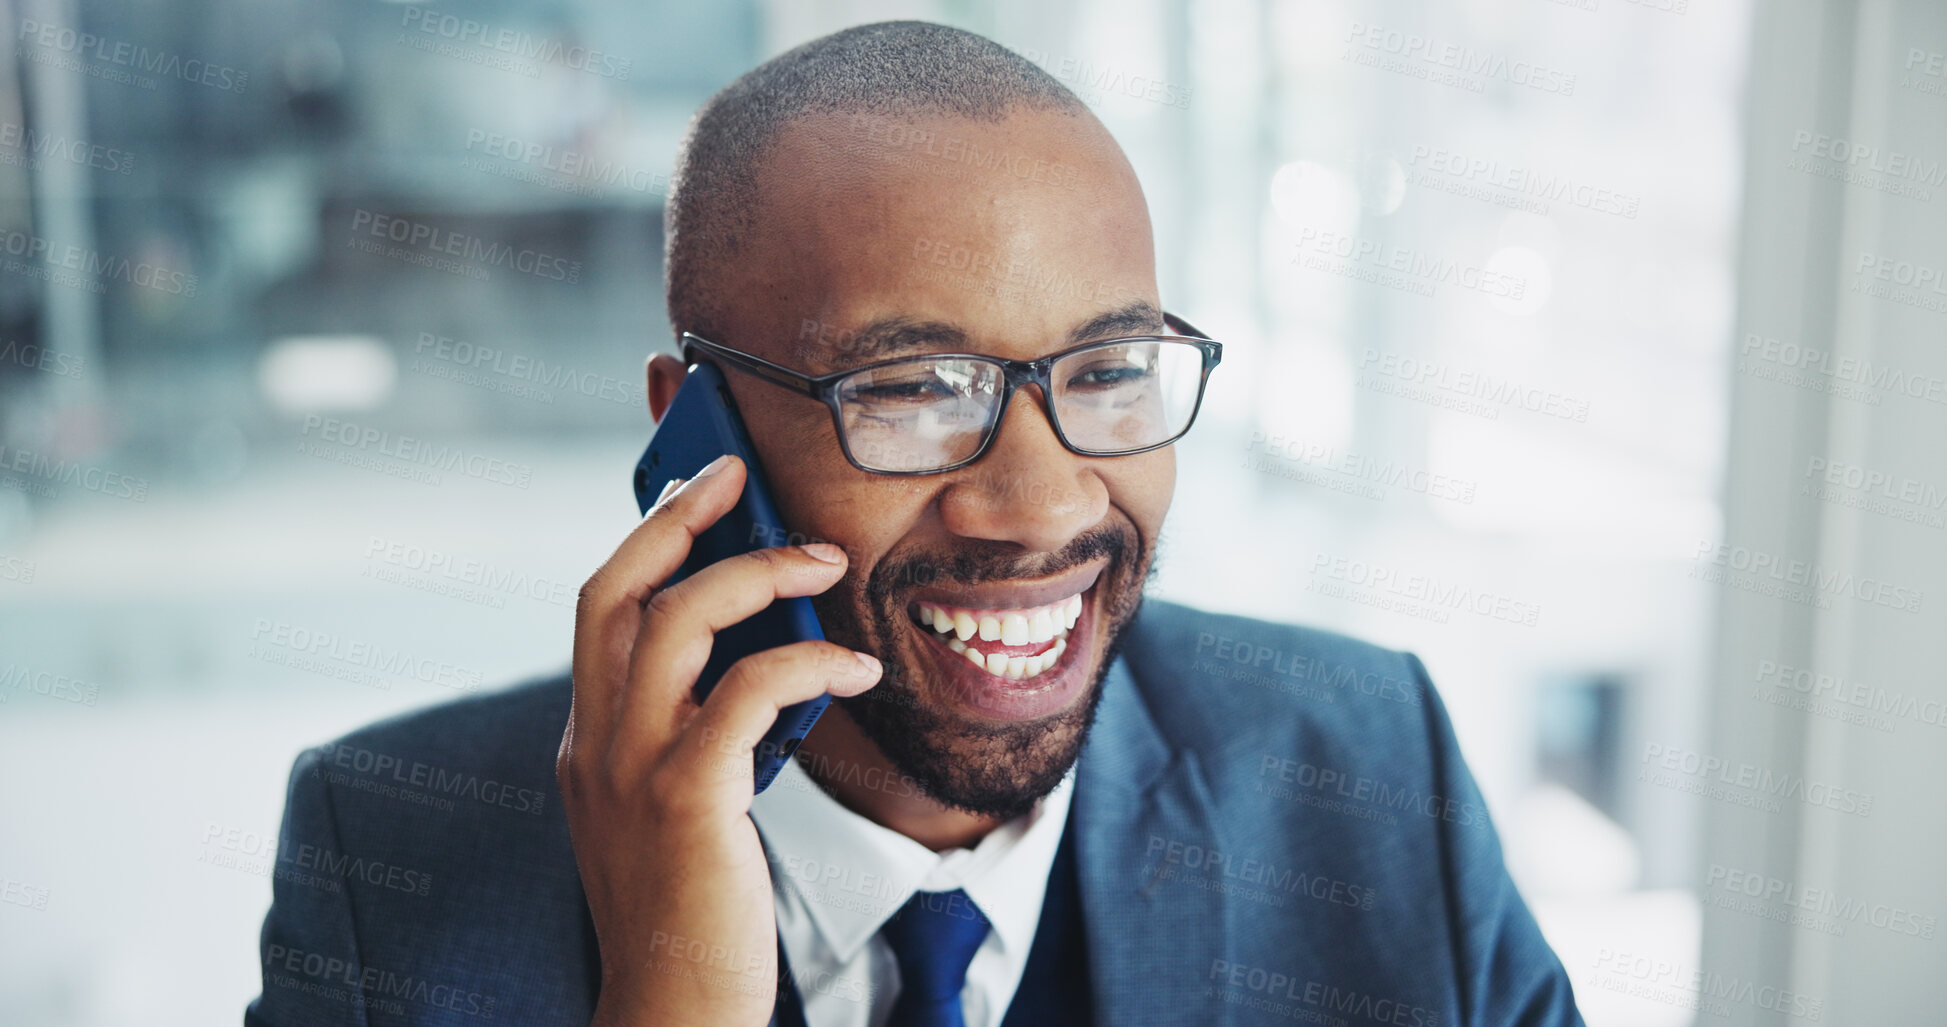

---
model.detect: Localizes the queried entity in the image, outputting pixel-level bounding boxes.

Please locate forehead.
[733,107,1159,368]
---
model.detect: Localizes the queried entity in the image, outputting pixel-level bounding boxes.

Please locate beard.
[809,522,1152,822]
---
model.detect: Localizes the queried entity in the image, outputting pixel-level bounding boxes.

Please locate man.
[249,21,1581,1027]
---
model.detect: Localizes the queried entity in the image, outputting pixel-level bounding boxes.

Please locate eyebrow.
[816,299,1166,366]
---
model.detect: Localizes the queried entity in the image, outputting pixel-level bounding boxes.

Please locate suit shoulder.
[297,672,571,824]
[1121,599,1435,761]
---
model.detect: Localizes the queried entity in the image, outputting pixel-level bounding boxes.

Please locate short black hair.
[663,20,1090,341]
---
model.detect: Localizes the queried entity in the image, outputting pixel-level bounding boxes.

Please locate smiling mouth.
[907,592,1085,681]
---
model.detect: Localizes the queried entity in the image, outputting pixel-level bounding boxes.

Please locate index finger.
[569,454,747,738]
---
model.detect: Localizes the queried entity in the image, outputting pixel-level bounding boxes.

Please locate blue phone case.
[632,362,829,794]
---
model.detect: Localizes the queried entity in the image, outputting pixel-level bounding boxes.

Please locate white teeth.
[943,632,1071,681]
[914,594,1085,681]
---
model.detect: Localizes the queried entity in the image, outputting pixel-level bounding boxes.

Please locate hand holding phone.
[630,361,835,793]
[559,454,882,1027]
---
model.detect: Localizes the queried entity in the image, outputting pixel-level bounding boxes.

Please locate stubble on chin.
[808,525,1151,820]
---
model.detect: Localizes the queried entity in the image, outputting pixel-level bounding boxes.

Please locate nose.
[936,387,1109,553]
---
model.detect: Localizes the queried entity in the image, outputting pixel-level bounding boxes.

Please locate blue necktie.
[881,888,991,1027]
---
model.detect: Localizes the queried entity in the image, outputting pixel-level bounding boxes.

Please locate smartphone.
[632,360,829,794]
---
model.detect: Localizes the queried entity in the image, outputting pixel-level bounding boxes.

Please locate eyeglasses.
[680,313,1223,475]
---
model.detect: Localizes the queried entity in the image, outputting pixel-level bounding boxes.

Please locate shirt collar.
[751,753,1075,965]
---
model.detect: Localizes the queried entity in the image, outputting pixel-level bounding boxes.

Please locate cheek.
[745,406,938,570]
[1106,447,1175,542]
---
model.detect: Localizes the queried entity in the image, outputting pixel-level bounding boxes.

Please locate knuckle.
[643,583,688,621]
[574,574,608,621]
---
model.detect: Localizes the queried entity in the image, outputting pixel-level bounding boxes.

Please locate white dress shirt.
[749,754,1076,1027]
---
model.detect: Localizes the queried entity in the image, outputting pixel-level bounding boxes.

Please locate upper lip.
[906,560,1107,613]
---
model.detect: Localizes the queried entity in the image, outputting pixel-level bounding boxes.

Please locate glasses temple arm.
[680,335,820,397]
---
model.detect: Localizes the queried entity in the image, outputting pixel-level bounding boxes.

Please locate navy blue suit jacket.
[245,599,1582,1025]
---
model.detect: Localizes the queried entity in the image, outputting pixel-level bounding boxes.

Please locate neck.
[795,706,1002,852]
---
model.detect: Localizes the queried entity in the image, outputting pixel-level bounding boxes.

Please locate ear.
[647,353,687,423]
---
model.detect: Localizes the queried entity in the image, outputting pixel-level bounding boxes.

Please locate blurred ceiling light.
[1358,154,1407,216]
[257,335,396,415]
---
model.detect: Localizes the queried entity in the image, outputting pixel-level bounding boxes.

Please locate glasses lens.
[837,358,1005,472]
[1051,340,1206,453]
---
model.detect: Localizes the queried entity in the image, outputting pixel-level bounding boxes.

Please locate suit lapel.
[1074,655,1235,1026]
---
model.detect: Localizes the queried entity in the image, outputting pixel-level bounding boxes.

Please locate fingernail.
[854,652,882,675]
[653,478,684,507]
[695,454,733,479]
[800,543,845,564]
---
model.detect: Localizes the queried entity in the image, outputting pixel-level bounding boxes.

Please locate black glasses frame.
[680,312,1223,476]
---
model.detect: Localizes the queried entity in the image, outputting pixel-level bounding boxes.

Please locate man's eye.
[1066,362,1155,390]
[851,378,954,404]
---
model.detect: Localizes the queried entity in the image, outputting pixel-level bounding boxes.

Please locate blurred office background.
[2,0,1943,1024]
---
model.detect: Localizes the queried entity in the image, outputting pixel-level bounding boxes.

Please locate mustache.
[865,525,1132,607]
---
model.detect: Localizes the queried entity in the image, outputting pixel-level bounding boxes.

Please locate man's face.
[706,107,1171,819]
